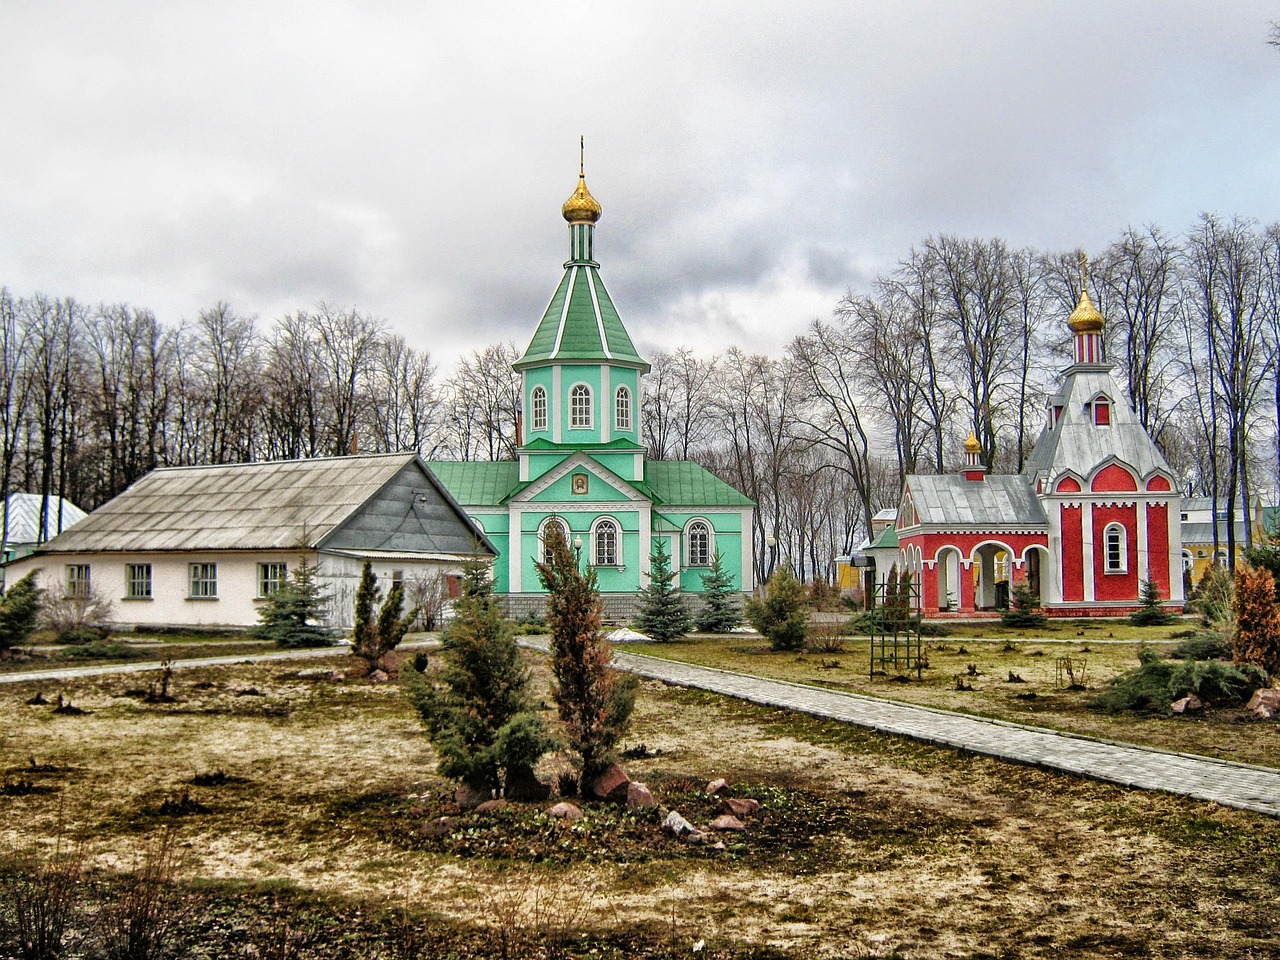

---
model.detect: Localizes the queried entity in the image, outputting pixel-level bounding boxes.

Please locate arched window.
[531,386,547,431]
[615,385,631,431]
[685,520,711,567]
[539,517,569,565]
[1181,551,1194,572]
[594,519,618,566]
[1104,523,1127,573]
[570,384,593,429]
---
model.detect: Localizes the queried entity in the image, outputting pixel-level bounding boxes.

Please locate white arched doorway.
[935,547,962,612]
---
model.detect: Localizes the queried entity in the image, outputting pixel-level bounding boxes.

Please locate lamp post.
[573,534,584,571]
[766,533,777,580]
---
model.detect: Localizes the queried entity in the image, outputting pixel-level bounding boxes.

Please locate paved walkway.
[520,638,1280,818]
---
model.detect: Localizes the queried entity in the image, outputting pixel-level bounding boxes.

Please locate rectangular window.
[258,562,287,598]
[189,562,218,599]
[66,564,91,598]
[125,563,152,600]
[1094,402,1110,426]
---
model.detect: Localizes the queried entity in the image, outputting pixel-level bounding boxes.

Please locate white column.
[552,367,562,443]
[600,366,611,443]
[508,507,523,593]
[741,507,755,591]
[1136,498,1149,594]
[1082,502,1095,602]
[638,504,652,588]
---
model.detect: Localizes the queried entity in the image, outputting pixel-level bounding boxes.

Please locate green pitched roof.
[644,461,754,507]
[425,461,523,507]
[870,524,898,549]
[514,265,648,372]
[521,437,644,452]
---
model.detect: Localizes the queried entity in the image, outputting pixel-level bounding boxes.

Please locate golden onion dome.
[964,432,981,455]
[562,175,602,224]
[1068,287,1105,334]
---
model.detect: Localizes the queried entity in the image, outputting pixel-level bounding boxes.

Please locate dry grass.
[1,651,1278,958]
[616,634,1280,767]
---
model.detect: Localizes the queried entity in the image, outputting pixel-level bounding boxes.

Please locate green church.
[428,167,755,618]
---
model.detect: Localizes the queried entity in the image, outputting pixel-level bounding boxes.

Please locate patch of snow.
[606,627,654,644]
[730,626,756,634]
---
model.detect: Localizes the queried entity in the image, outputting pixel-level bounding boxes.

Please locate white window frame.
[531,386,548,431]
[615,385,632,432]
[1104,524,1127,573]
[258,561,288,598]
[65,564,91,599]
[685,519,712,567]
[539,517,570,565]
[189,562,219,599]
[125,563,152,600]
[569,383,593,429]
[592,517,620,567]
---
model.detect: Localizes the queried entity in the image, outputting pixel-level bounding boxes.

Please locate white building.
[4,453,494,631]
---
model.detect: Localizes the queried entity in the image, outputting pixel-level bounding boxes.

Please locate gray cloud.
[2,1,1279,367]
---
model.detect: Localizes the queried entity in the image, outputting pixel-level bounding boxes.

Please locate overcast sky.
[2,2,1278,366]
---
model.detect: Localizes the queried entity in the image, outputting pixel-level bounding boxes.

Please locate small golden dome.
[1068,288,1105,334]
[562,175,602,224]
[964,432,981,455]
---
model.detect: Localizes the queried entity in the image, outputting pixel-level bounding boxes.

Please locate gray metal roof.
[905,474,1048,527]
[1181,521,1250,546]
[30,453,480,554]
[2,494,87,545]
[1025,367,1172,483]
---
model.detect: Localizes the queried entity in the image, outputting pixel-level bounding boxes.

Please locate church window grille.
[531,386,547,431]
[570,384,592,429]
[686,521,711,567]
[594,520,618,566]
[615,386,631,431]
[1104,524,1126,573]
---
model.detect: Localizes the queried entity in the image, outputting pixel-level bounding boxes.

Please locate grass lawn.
[2,650,1279,958]
[613,626,1280,768]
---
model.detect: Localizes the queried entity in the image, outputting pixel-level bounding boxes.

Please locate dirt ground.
[2,651,1278,958]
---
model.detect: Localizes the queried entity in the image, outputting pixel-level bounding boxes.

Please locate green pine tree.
[635,539,691,641]
[1130,578,1176,626]
[352,560,418,671]
[536,521,635,781]
[745,567,809,651]
[251,557,333,648]
[1001,578,1047,628]
[406,564,553,795]
[696,549,741,633]
[0,572,42,650]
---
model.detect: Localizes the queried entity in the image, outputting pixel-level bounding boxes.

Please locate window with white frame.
[1104,524,1126,573]
[189,562,218,598]
[258,562,287,598]
[531,386,548,431]
[539,518,570,564]
[570,384,592,429]
[615,385,631,431]
[65,564,91,598]
[125,563,152,599]
[686,521,711,567]
[594,519,618,566]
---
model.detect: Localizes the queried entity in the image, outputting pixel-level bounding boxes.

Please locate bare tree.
[1184,215,1273,562]
[443,343,521,461]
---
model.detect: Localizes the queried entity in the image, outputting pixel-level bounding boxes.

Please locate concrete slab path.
[519,637,1280,818]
